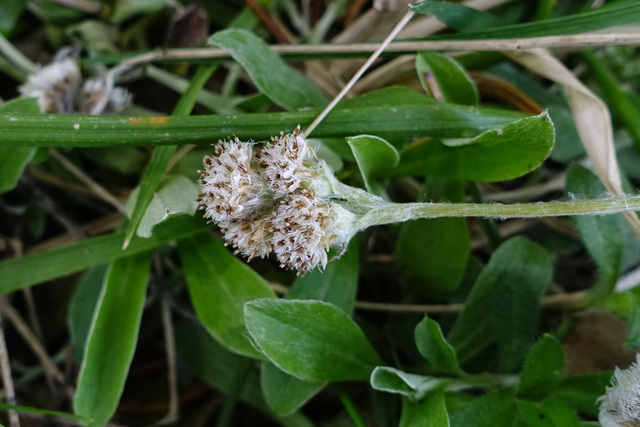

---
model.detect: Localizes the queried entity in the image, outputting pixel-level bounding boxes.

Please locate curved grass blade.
[74,251,152,426]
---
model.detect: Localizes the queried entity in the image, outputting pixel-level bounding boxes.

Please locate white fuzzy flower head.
[82,78,132,114]
[256,125,315,196]
[19,58,81,114]
[272,190,335,275]
[198,138,267,223]
[219,213,273,261]
[599,354,640,427]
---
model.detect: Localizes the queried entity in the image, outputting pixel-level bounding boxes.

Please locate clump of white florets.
[599,354,640,427]
[19,55,130,115]
[197,126,352,275]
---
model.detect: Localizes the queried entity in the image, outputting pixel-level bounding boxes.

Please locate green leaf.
[244,299,381,382]
[400,391,450,427]
[409,1,505,33]
[518,399,580,427]
[414,316,464,376]
[412,1,640,40]
[448,237,552,367]
[0,215,209,295]
[209,29,327,110]
[416,52,478,105]
[177,233,275,358]
[0,88,527,148]
[74,251,152,426]
[287,238,359,315]
[0,98,38,194]
[396,179,469,296]
[81,147,146,174]
[449,389,522,427]
[68,265,108,363]
[566,164,623,295]
[370,367,445,399]
[517,335,565,398]
[0,0,27,33]
[261,362,325,416]
[627,296,640,349]
[382,111,554,182]
[346,135,399,197]
[125,174,199,238]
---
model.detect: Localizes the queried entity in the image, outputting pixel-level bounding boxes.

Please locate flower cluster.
[198,126,346,275]
[599,354,640,427]
[19,57,130,115]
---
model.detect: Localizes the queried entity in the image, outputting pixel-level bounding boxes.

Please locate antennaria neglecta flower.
[599,354,640,427]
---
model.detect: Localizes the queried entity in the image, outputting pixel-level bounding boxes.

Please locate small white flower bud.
[219,213,273,261]
[599,354,640,427]
[256,125,315,196]
[82,78,132,114]
[19,58,81,114]
[271,191,334,275]
[198,138,268,223]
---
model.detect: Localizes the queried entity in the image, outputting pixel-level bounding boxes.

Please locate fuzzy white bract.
[198,127,348,274]
[599,354,640,427]
[19,58,81,114]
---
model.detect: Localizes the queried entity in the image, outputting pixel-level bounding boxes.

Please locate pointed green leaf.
[0,98,38,194]
[416,52,478,105]
[74,251,152,426]
[245,299,381,382]
[383,112,554,182]
[370,367,445,399]
[448,237,552,368]
[400,391,450,427]
[178,233,275,358]
[518,334,564,398]
[125,174,199,238]
[409,1,505,33]
[414,316,464,376]
[346,135,399,197]
[566,164,623,295]
[209,29,327,110]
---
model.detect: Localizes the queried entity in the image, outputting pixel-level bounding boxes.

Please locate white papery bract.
[256,125,315,196]
[198,139,267,223]
[83,78,132,114]
[19,58,81,114]
[599,354,640,427]
[272,191,334,275]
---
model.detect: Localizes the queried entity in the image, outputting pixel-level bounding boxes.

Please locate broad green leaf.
[548,372,611,417]
[518,399,580,427]
[566,164,623,295]
[287,238,359,315]
[74,251,152,426]
[416,52,478,105]
[627,296,640,349]
[125,174,199,238]
[178,233,275,358]
[209,29,327,110]
[244,299,381,382]
[174,321,314,427]
[346,135,399,197]
[261,240,358,414]
[414,316,464,376]
[68,265,108,363]
[411,1,640,40]
[396,179,469,296]
[400,391,450,427]
[0,88,527,148]
[517,335,564,398]
[449,389,522,427]
[409,1,505,33]
[448,237,552,367]
[370,367,445,399]
[0,0,27,33]
[382,111,554,182]
[261,362,324,416]
[0,98,38,193]
[0,215,209,295]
